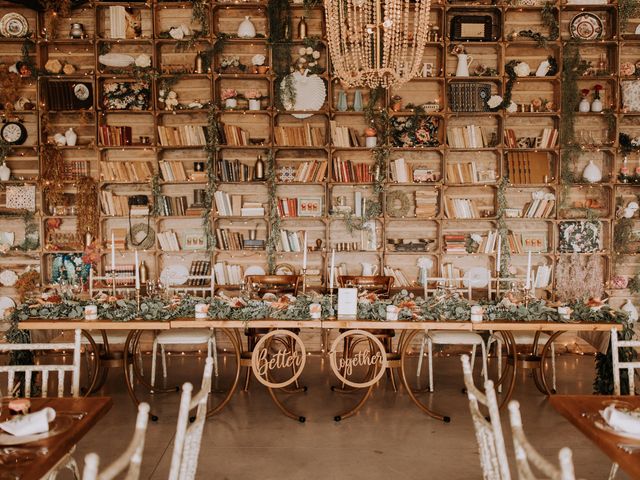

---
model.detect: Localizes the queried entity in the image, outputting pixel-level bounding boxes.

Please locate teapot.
[360,262,378,276]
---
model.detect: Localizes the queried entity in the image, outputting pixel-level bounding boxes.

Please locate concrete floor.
[71,352,626,480]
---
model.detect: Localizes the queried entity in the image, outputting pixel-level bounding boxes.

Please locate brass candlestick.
[301,268,307,294]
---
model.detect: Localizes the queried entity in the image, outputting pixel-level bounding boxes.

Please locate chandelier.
[324,0,432,89]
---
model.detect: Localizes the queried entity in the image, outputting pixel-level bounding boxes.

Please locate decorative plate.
[98,53,135,68]
[244,265,266,276]
[0,296,15,319]
[275,263,295,275]
[463,266,490,289]
[0,269,18,287]
[569,13,603,40]
[160,264,190,286]
[0,13,28,38]
[280,71,326,119]
[0,414,74,446]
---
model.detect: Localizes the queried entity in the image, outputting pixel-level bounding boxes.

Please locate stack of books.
[64,160,89,180]
[443,197,481,219]
[446,162,493,184]
[390,158,410,183]
[443,235,467,253]
[276,198,299,217]
[109,228,127,250]
[213,192,233,216]
[221,125,250,146]
[280,160,327,183]
[157,230,181,251]
[330,122,361,147]
[217,159,255,182]
[447,125,487,148]
[332,157,372,183]
[157,125,207,146]
[213,262,244,285]
[186,260,212,286]
[477,230,499,254]
[99,126,132,146]
[383,266,412,287]
[415,190,438,218]
[157,195,189,216]
[521,195,555,218]
[159,161,188,182]
[274,125,324,146]
[215,229,264,250]
[102,162,154,182]
[241,202,265,217]
[101,193,149,216]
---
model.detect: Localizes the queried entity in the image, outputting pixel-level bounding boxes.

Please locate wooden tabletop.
[550,395,640,479]
[0,397,112,480]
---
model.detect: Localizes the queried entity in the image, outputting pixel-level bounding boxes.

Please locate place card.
[337,288,358,319]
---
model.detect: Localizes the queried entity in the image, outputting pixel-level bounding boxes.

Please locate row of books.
[215,229,264,251]
[222,125,251,146]
[274,125,324,146]
[443,197,481,219]
[278,229,306,252]
[102,161,154,182]
[390,159,438,183]
[158,230,181,251]
[506,152,550,184]
[99,126,133,146]
[280,160,327,183]
[186,260,212,286]
[213,192,265,217]
[213,262,244,285]
[332,158,373,183]
[383,266,413,288]
[159,161,189,182]
[277,198,301,218]
[447,125,488,148]
[157,125,207,146]
[101,192,149,216]
[414,190,439,218]
[521,197,555,218]
[63,160,90,180]
[330,122,361,147]
[157,195,190,217]
[503,128,558,149]
[217,159,256,182]
[533,265,551,288]
[446,162,495,184]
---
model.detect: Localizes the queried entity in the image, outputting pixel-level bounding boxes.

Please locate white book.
[280,230,290,252]
[354,191,362,217]
[395,158,408,183]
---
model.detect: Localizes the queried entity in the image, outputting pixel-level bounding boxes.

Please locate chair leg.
[428,338,434,393]
[150,338,158,389]
[137,351,144,376]
[497,339,503,393]
[470,344,477,372]
[388,367,398,392]
[608,462,619,480]
[416,335,427,379]
[480,341,488,383]
[210,331,219,377]
[243,366,251,392]
[161,344,168,379]
[551,342,556,392]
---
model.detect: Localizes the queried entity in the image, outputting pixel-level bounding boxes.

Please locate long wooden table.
[550,395,640,479]
[18,318,619,422]
[0,396,112,480]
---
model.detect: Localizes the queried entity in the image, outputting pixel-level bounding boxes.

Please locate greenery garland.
[151,173,161,218]
[76,177,99,241]
[265,151,279,274]
[620,0,640,34]
[496,177,512,281]
[203,105,220,250]
[268,0,293,107]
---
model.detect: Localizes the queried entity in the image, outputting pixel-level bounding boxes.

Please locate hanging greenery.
[496,177,512,282]
[265,152,280,273]
[614,217,637,253]
[151,173,162,218]
[268,0,294,107]
[40,145,65,209]
[620,0,640,34]
[0,141,10,165]
[76,177,99,241]
[203,105,220,250]
[512,2,559,49]
[15,211,39,252]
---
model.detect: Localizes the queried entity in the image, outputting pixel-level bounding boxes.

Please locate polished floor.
[69,351,626,480]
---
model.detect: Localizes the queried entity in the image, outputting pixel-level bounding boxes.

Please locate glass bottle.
[140,260,148,285]
[255,154,265,180]
[195,51,204,74]
[297,16,307,40]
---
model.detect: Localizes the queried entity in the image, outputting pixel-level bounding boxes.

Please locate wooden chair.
[507,400,576,480]
[240,275,301,391]
[81,403,150,480]
[168,357,213,480]
[336,275,400,391]
[461,354,511,480]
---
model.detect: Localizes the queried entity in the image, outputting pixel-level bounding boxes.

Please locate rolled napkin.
[0,407,56,436]
[601,405,640,434]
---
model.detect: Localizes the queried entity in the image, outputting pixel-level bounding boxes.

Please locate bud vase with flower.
[591,84,603,112]
[579,88,591,112]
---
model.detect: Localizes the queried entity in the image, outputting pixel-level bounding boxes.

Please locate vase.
[337,91,348,111]
[225,98,237,109]
[237,16,256,38]
[622,299,639,322]
[365,136,377,148]
[591,98,603,112]
[353,89,363,112]
[582,159,602,183]
[65,127,77,146]
[0,163,11,181]
[579,98,591,112]
[455,53,473,77]
[248,99,261,111]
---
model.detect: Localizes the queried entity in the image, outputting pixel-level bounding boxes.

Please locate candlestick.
[134,250,140,290]
[495,235,502,276]
[329,248,335,290]
[110,232,116,271]
[302,231,308,270]
[525,251,532,290]
[302,268,307,294]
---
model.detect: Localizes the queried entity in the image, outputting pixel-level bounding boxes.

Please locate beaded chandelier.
[324,0,432,89]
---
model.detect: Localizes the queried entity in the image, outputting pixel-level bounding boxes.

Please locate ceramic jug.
[361,262,378,276]
[237,16,256,38]
[0,163,11,182]
[622,299,639,322]
[455,53,473,77]
[578,98,591,112]
[65,127,77,146]
[582,159,602,183]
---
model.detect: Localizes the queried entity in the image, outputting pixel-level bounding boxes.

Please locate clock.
[0,121,27,145]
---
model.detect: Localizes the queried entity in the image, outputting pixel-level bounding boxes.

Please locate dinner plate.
[0,296,15,319]
[244,265,266,276]
[160,264,190,286]
[0,13,28,38]
[569,13,603,40]
[280,71,326,119]
[0,414,74,446]
[594,418,640,441]
[463,266,490,289]
[0,269,18,287]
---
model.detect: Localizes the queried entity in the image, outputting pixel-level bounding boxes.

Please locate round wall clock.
[569,13,603,40]
[0,121,27,145]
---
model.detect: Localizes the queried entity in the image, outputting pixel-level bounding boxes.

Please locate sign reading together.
[329,329,388,388]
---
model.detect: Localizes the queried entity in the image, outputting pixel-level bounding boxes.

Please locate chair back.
[82,403,150,480]
[611,326,640,395]
[168,357,214,480]
[507,400,576,480]
[337,275,394,298]
[245,275,300,297]
[461,354,511,480]
[0,329,81,397]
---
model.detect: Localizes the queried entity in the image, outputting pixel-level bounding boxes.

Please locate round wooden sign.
[329,330,388,389]
[251,329,307,389]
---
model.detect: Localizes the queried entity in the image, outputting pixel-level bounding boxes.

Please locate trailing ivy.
[203,105,220,250]
[496,177,512,282]
[268,0,293,107]
[265,152,280,273]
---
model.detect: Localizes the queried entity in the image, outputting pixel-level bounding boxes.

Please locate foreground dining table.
[549,395,640,480]
[0,396,112,480]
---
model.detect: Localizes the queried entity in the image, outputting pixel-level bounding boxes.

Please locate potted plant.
[244,89,263,111]
[221,88,238,109]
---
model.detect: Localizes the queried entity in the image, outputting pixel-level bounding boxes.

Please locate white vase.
[65,127,77,146]
[578,98,591,113]
[248,99,261,111]
[622,299,639,322]
[225,98,237,109]
[237,16,256,38]
[365,136,377,148]
[591,98,603,112]
[0,163,11,181]
[455,53,473,77]
[582,159,602,183]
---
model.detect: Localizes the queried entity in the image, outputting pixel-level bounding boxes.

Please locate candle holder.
[136,287,141,313]
[301,268,307,294]
[111,271,117,297]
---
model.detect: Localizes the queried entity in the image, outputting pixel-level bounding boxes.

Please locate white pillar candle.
[134,250,140,290]
[496,234,502,277]
[525,251,532,290]
[110,232,116,271]
[302,231,308,270]
[329,249,335,290]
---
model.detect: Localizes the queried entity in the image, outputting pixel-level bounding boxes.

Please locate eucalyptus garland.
[151,173,161,218]
[203,105,220,250]
[0,140,10,166]
[496,177,512,281]
[265,151,279,273]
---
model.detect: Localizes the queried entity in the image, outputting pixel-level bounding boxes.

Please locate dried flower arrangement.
[555,253,604,302]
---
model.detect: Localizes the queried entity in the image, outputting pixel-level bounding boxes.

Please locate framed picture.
[182,229,207,251]
[298,197,323,217]
[521,233,548,252]
[558,221,601,253]
[450,15,496,42]
[422,62,434,77]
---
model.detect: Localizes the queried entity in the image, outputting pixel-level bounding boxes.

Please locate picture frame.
[450,15,496,42]
[182,229,207,251]
[298,197,323,217]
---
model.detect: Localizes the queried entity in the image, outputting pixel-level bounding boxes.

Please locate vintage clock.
[0,121,27,145]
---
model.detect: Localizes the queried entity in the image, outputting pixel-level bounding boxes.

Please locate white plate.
[463,267,490,289]
[98,53,135,68]
[594,419,640,441]
[244,265,266,277]
[0,414,73,446]
[0,296,15,319]
[0,270,18,287]
[281,71,326,119]
[569,12,603,40]
[0,13,28,38]
[160,264,190,286]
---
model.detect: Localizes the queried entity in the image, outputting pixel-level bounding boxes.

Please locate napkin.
[0,408,56,436]
[601,405,640,434]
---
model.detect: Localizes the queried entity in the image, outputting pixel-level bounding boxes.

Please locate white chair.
[487,332,556,393]
[0,329,82,480]
[168,357,213,480]
[81,403,151,480]
[417,330,488,392]
[507,400,576,480]
[461,354,511,480]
